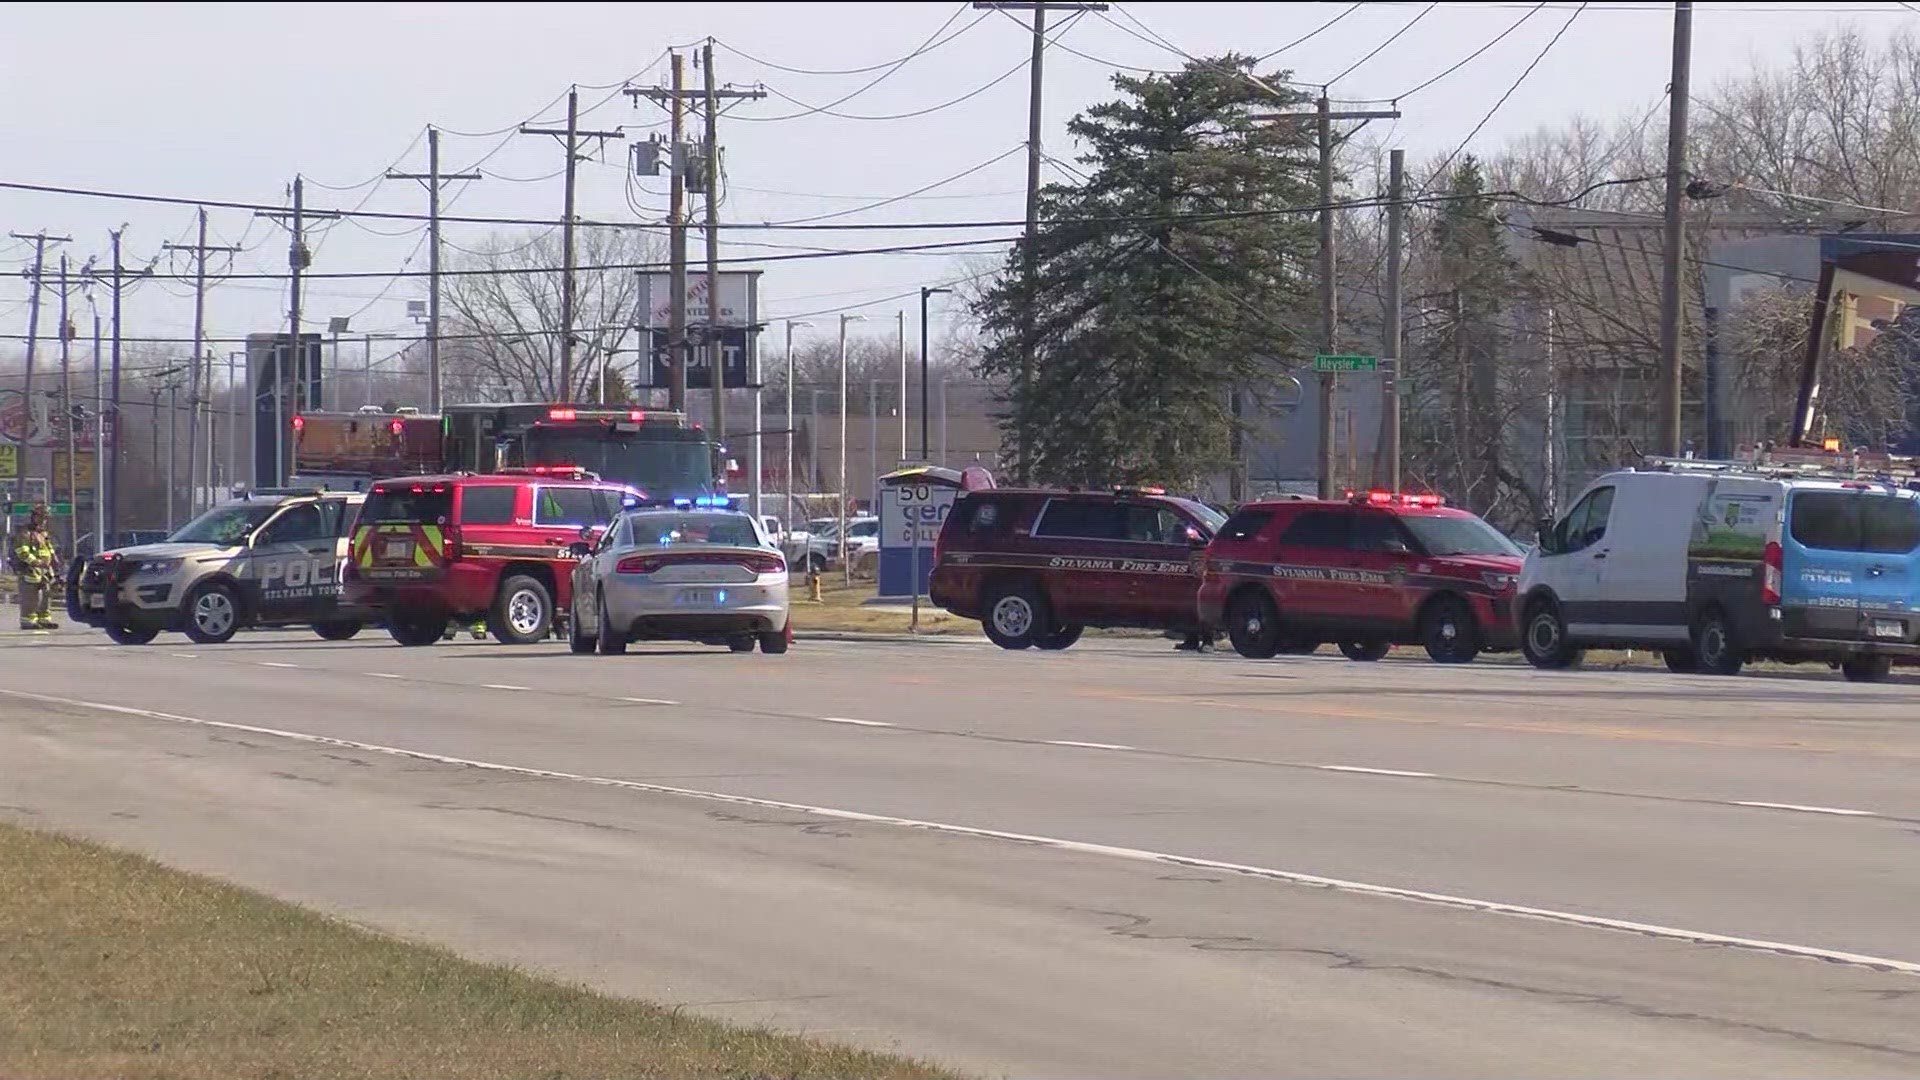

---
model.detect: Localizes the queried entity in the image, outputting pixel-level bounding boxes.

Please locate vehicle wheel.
[594,591,626,655]
[759,623,792,655]
[1841,655,1893,683]
[1226,592,1282,659]
[312,620,362,641]
[1035,624,1084,651]
[491,575,553,645]
[1520,597,1584,670]
[1662,648,1697,674]
[386,612,443,647]
[567,596,595,654]
[104,621,159,645]
[982,583,1048,650]
[1339,640,1391,662]
[1420,597,1481,664]
[1691,607,1744,676]
[182,582,242,645]
[1276,641,1321,655]
[727,635,757,653]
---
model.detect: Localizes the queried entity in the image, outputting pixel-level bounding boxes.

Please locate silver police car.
[567,508,790,655]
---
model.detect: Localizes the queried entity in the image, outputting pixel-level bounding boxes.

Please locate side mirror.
[1185,526,1207,546]
[1383,538,1411,555]
[1535,517,1552,543]
[567,541,593,559]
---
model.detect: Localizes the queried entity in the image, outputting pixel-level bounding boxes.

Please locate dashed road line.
[170,653,199,659]
[1047,740,1135,751]
[258,662,300,669]
[1317,765,1436,778]
[5,686,1915,980]
[365,672,402,680]
[820,716,892,727]
[1733,801,1878,818]
[482,683,530,692]
[621,697,681,706]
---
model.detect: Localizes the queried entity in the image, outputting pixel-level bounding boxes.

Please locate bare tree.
[438,226,659,401]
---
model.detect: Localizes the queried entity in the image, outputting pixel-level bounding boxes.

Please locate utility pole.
[919,287,951,460]
[972,1,1108,483]
[702,43,725,444]
[57,256,77,550]
[1383,147,1405,492]
[91,307,104,543]
[632,55,691,412]
[10,231,68,517]
[166,378,181,529]
[255,177,340,486]
[897,309,907,463]
[163,207,240,517]
[522,89,624,400]
[387,127,481,413]
[107,230,128,532]
[1657,0,1693,457]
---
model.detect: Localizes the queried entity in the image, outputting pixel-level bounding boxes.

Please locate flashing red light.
[628,409,646,422]
[291,415,305,432]
[389,418,405,436]
[1365,489,1394,505]
[1402,492,1443,508]
[548,407,578,421]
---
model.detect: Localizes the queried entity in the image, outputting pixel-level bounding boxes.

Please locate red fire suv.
[1197,491,1523,663]
[345,467,641,646]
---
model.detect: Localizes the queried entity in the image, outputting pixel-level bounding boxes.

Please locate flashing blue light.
[717,589,728,604]
[671,497,693,508]
[692,494,729,508]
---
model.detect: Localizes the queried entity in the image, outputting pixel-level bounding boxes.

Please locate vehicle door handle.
[1592,551,1608,560]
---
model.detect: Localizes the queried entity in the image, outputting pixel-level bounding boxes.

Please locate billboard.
[637,272,761,390]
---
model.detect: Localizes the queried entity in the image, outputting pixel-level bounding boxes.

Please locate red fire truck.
[291,402,724,501]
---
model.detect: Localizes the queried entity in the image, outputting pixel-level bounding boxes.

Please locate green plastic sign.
[5,501,70,517]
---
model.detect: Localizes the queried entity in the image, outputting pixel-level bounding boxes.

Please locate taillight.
[1763,540,1782,605]
[617,554,663,574]
[742,552,786,575]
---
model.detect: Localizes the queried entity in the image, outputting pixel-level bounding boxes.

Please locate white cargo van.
[1516,455,1920,680]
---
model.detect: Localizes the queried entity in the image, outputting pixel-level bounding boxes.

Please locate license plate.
[675,588,721,605]
[1872,619,1904,639]
[382,540,414,560]
[89,594,105,610]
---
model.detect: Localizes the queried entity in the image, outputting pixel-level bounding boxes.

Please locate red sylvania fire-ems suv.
[291,402,725,502]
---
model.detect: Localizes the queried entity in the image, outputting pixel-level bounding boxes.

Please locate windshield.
[519,430,712,497]
[1401,513,1522,557]
[168,502,278,546]
[624,512,765,548]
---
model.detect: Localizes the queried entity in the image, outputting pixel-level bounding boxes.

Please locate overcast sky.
[3,0,1914,373]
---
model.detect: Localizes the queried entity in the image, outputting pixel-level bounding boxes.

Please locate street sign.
[5,501,68,517]
[50,501,72,517]
[1313,354,1378,372]
[0,444,16,479]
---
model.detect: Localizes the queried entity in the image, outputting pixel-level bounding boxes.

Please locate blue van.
[1516,458,1920,680]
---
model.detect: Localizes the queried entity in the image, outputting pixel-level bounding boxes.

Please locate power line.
[1258,3,1366,62]
[1375,2,1546,103]
[713,4,983,76]
[1327,3,1437,87]
[1424,2,1587,187]
[757,145,1026,224]
[731,6,989,122]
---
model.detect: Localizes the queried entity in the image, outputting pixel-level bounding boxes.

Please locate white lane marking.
[1317,765,1436,778]
[621,697,681,706]
[365,672,402,680]
[1734,801,1878,818]
[170,653,199,659]
[482,684,530,692]
[820,716,892,727]
[4,686,1915,980]
[1047,740,1135,751]
[258,662,300,669]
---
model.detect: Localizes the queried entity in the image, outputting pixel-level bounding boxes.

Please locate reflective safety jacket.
[10,526,56,584]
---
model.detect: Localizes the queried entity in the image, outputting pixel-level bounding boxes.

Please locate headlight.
[133,558,183,576]
[1482,571,1518,592]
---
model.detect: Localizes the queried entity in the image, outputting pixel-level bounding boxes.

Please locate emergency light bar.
[1346,489,1445,508]
[1113,485,1167,496]
[495,465,600,480]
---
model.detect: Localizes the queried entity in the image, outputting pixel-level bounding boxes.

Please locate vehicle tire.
[1691,607,1744,676]
[594,591,626,655]
[104,621,159,645]
[1276,641,1321,656]
[1225,592,1282,659]
[567,596,595,654]
[1841,655,1892,683]
[1035,624,1084,651]
[64,559,84,623]
[727,635,757,653]
[1339,640,1391,662]
[386,614,442,647]
[1420,597,1481,664]
[1662,648,1697,674]
[491,575,553,645]
[759,623,791,655]
[312,620,362,641]
[1520,597,1584,670]
[982,583,1048,651]
[182,581,242,645]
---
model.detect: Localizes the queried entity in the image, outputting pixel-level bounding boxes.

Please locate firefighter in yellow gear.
[443,617,487,641]
[9,503,60,631]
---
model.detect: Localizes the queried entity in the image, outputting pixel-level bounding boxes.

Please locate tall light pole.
[784,319,813,539]
[919,287,951,460]
[838,312,868,584]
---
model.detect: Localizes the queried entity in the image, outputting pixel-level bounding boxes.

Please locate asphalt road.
[4,623,1920,1077]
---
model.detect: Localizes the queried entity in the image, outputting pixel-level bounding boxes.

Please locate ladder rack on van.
[1641,448,1920,488]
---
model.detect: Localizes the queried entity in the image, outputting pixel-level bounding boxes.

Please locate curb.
[793,630,987,644]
